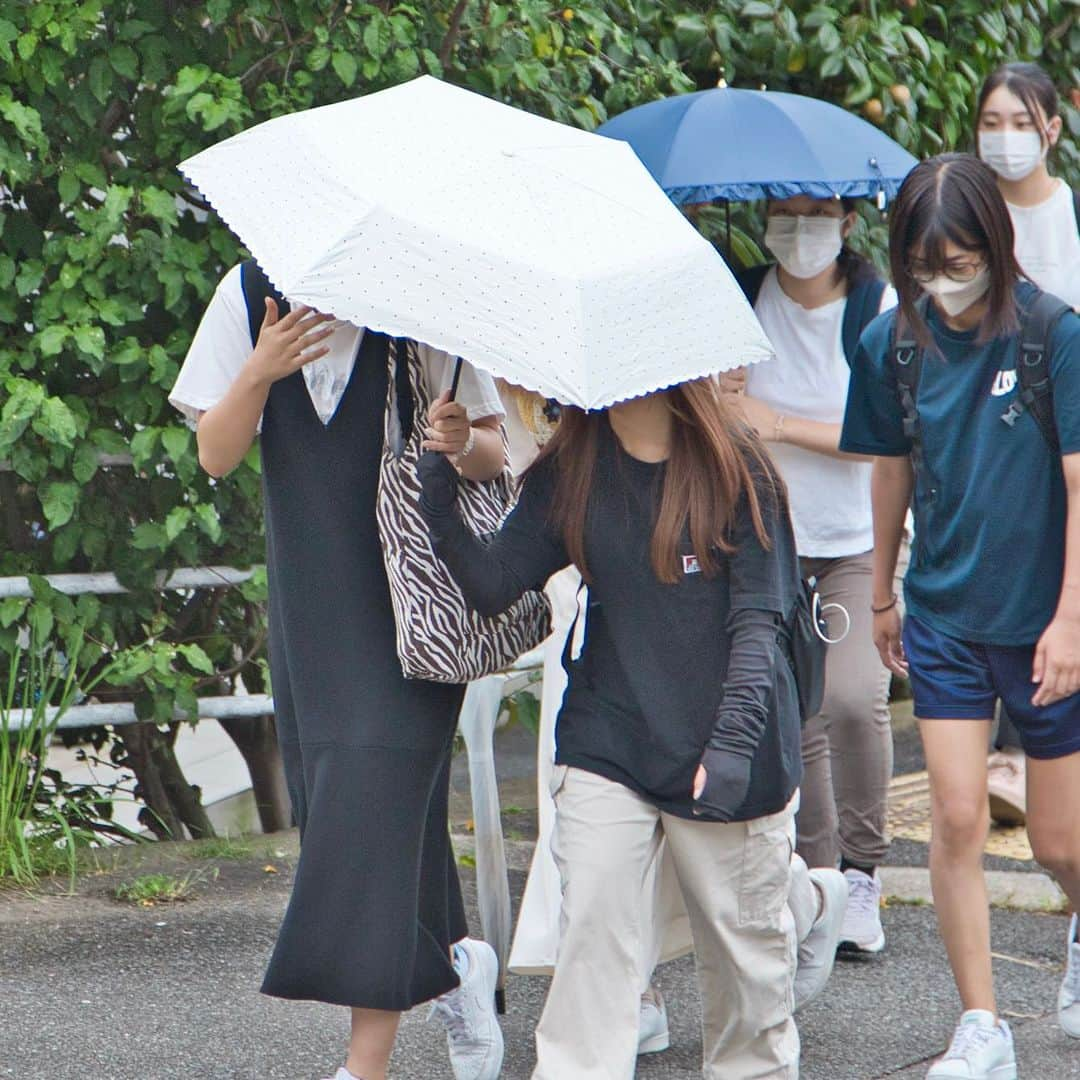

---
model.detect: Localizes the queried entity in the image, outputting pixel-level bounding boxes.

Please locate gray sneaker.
[839,868,885,954]
[429,938,505,1080]
[794,868,847,1012]
[637,986,670,1055]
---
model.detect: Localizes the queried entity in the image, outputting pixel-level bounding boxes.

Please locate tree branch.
[439,0,470,68]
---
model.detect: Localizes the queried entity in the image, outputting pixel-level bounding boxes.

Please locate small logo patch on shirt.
[990,369,1018,397]
[682,554,701,575]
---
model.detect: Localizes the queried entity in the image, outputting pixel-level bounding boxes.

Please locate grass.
[182,835,253,861]
[114,868,215,905]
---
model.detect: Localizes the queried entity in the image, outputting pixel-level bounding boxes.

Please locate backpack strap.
[1073,188,1080,233]
[734,263,772,308]
[1001,290,1070,455]
[841,276,887,367]
[888,297,930,490]
[239,259,284,347]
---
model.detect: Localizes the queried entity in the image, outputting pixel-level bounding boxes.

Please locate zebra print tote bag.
[376,339,552,683]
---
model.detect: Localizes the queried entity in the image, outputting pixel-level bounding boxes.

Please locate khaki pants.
[797,550,895,869]
[533,767,800,1080]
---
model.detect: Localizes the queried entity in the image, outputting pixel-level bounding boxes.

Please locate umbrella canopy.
[179,76,772,410]
[598,87,919,206]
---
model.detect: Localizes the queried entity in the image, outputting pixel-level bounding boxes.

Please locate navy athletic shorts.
[902,614,1080,760]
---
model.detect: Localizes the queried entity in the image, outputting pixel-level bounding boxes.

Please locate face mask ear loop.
[814,592,851,645]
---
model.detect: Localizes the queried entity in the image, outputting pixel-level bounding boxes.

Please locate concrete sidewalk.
[2,828,1077,1080]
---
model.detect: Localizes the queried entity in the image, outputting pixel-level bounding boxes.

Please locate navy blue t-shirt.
[840,281,1080,646]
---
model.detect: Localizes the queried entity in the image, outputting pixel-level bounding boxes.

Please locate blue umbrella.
[598,87,918,207]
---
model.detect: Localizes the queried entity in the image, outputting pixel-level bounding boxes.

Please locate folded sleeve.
[728,473,795,617]
[418,346,506,422]
[169,265,254,426]
[839,311,911,457]
[1051,311,1080,456]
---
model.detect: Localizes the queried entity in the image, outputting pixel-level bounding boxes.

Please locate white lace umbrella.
[179,76,771,409]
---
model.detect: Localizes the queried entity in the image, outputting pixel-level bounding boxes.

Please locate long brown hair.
[529,378,780,585]
[888,153,1021,349]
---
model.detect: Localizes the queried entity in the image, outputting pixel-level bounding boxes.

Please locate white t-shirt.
[746,267,897,559]
[170,265,505,427]
[1007,179,1080,310]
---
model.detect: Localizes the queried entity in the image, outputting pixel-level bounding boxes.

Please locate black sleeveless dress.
[257,326,467,1009]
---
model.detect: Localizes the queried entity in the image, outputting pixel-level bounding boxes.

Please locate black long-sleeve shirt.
[422,421,803,820]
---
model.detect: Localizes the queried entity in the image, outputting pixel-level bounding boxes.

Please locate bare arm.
[196,300,334,477]
[725,391,874,463]
[1032,452,1080,706]
[870,455,913,677]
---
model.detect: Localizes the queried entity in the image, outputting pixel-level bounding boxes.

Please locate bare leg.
[346,1008,401,1080]
[920,718,997,1014]
[1026,750,1080,910]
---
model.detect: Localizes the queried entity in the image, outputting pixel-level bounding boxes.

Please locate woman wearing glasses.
[842,154,1080,1080]
[975,62,1080,828]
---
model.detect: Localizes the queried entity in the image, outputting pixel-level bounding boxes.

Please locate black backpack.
[736,264,888,366]
[889,290,1071,492]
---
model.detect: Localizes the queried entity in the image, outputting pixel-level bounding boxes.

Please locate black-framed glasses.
[907,259,985,284]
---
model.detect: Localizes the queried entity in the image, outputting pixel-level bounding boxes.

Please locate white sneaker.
[839,868,885,953]
[324,1069,358,1080]
[1059,913,1080,1038]
[429,938,505,1080]
[637,986,670,1055]
[794,868,847,1012]
[926,1011,1016,1079]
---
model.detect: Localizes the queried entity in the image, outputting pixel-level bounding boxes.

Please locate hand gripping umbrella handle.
[449,357,463,402]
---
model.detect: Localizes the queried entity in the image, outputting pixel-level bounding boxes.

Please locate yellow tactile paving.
[887,770,1034,861]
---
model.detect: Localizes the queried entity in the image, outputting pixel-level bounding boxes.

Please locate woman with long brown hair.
[420,378,806,1077]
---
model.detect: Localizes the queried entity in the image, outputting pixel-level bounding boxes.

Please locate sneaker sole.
[988,794,1026,827]
[838,931,885,955]
[637,1031,671,1055]
[928,1063,1016,1080]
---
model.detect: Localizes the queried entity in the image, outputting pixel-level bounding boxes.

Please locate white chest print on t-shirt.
[990,369,1018,398]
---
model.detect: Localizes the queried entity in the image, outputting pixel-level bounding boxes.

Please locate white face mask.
[920,267,991,317]
[978,130,1045,182]
[764,216,844,280]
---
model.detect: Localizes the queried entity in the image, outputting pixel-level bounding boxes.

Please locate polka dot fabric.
[179,76,773,410]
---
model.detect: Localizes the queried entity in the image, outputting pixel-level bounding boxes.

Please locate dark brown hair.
[529,379,780,585]
[976,62,1060,150]
[888,154,1022,348]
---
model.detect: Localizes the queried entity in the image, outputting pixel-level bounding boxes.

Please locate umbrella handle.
[449,356,463,402]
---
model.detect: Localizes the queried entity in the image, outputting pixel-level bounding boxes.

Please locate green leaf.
[307,44,331,72]
[73,324,106,360]
[88,54,113,104]
[27,603,53,643]
[130,426,160,466]
[363,13,392,59]
[131,522,167,550]
[72,441,100,484]
[161,425,191,465]
[332,50,358,87]
[109,44,139,80]
[178,643,214,675]
[165,506,192,542]
[40,481,79,529]
[32,397,78,446]
[195,503,223,544]
[58,170,80,205]
[37,325,69,356]
[0,597,26,627]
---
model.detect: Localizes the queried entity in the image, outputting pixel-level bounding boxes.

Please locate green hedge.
[0,0,1075,807]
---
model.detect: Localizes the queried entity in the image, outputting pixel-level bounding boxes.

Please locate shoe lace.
[429,991,472,1043]
[944,1021,1001,1060]
[846,874,880,920]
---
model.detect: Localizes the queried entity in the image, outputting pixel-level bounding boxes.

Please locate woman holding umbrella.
[420,378,806,1078]
[170,263,508,1080]
[842,153,1080,1078]
[974,61,1080,828]
[722,194,899,956]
